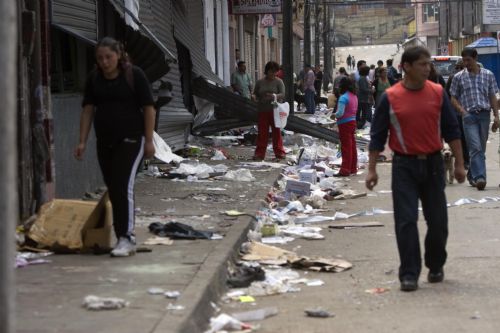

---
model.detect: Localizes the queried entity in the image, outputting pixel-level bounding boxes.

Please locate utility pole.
[314,3,321,67]
[0,0,18,332]
[304,0,311,66]
[323,1,331,92]
[283,0,294,114]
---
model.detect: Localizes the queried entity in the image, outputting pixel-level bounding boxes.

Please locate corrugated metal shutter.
[185,0,205,55]
[149,0,192,151]
[173,4,224,85]
[51,0,97,44]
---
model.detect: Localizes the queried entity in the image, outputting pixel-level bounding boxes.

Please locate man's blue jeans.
[392,152,448,281]
[304,89,315,114]
[462,111,490,182]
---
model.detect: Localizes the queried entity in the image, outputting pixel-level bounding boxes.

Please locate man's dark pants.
[392,152,448,281]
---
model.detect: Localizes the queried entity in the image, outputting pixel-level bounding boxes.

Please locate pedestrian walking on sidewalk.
[333,77,358,176]
[74,37,156,257]
[366,46,466,292]
[450,48,500,190]
[252,61,286,161]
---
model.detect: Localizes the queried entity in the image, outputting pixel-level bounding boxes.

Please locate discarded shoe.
[427,268,444,283]
[111,237,136,257]
[400,278,418,292]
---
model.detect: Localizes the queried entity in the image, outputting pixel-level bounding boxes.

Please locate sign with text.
[261,14,277,27]
[483,0,500,25]
[229,0,283,15]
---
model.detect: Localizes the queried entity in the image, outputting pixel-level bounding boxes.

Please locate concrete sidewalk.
[16,146,281,333]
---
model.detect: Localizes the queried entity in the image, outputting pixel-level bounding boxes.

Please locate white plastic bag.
[273,94,290,128]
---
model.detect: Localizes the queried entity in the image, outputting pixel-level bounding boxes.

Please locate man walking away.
[356,65,372,128]
[346,55,352,70]
[231,61,253,99]
[386,59,399,85]
[445,60,469,169]
[450,48,499,190]
[366,46,466,292]
[304,64,316,114]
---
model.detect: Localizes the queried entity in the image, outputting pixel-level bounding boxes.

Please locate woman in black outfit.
[74,37,156,257]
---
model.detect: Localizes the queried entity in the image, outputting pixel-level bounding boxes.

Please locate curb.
[153,214,254,333]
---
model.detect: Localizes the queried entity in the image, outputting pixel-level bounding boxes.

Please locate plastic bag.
[273,94,290,128]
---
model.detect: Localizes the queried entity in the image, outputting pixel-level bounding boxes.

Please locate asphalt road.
[218,130,500,332]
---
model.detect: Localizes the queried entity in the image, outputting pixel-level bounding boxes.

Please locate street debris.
[147,287,165,295]
[228,264,266,288]
[471,311,481,320]
[82,295,129,311]
[166,303,185,311]
[328,221,384,229]
[152,131,184,164]
[238,295,256,303]
[365,287,390,295]
[240,242,352,273]
[205,313,253,333]
[165,291,181,299]
[232,307,279,322]
[148,222,213,240]
[304,308,334,318]
[222,169,256,182]
[16,251,53,268]
[143,236,173,246]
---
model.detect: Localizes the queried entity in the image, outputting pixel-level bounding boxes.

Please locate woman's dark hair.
[401,46,430,67]
[359,65,370,76]
[339,77,355,94]
[339,67,347,74]
[428,63,439,83]
[264,61,280,74]
[461,48,478,58]
[95,37,131,70]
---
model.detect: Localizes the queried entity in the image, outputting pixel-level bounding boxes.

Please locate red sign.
[229,0,282,15]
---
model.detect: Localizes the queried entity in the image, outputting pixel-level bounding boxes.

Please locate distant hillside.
[334,7,414,46]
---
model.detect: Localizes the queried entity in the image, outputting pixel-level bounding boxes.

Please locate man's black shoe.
[400,279,418,292]
[427,268,444,283]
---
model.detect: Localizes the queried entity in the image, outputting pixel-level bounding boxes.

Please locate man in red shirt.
[366,46,466,292]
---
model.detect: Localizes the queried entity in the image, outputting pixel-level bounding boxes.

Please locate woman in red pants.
[252,61,286,160]
[334,77,358,176]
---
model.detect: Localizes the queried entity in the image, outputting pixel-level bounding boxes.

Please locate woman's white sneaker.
[111,237,136,257]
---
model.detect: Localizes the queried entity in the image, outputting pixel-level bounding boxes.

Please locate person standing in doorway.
[450,48,499,190]
[304,64,316,114]
[366,46,465,292]
[75,37,156,257]
[231,61,253,99]
[252,61,286,161]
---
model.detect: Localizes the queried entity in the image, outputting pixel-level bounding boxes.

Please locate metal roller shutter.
[172,3,224,85]
[51,0,98,44]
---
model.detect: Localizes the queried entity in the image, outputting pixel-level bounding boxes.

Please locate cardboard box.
[28,193,113,252]
[299,169,317,184]
[285,179,311,196]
